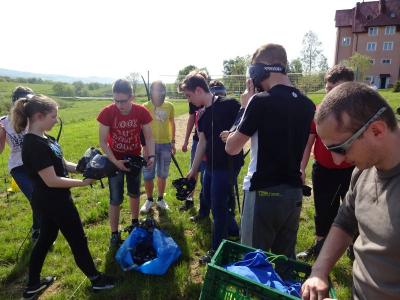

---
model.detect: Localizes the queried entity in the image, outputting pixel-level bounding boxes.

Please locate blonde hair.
[11,95,57,133]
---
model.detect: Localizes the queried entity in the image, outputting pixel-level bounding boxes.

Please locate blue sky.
[0,0,359,81]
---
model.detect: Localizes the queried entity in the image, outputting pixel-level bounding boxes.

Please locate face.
[113,93,133,114]
[41,108,59,132]
[317,113,378,170]
[184,87,203,107]
[151,84,165,106]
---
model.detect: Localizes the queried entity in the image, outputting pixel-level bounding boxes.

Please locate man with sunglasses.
[225,43,315,259]
[97,78,155,249]
[297,65,355,260]
[301,82,400,300]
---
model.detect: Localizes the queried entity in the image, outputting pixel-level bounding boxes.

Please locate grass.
[0,88,399,299]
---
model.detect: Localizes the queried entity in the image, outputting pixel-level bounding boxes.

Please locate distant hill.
[0,68,113,84]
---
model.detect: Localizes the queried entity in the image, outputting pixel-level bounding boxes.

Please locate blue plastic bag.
[226,250,301,297]
[115,227,181,275]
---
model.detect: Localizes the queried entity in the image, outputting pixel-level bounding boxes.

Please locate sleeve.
[97,106,112,126]
[238,96,260,137]
[197,112,204,133]
[189,103,197,115]
[140,105,153,125]
[30,140,55,173]
[332,169,360,237]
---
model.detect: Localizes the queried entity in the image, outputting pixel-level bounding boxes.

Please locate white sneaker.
[156,199,169,210]
[140,200,154,213]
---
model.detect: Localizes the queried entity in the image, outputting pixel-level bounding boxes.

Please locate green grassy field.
[0,85,399,299]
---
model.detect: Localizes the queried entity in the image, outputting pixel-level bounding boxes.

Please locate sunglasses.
[326,107,387,155]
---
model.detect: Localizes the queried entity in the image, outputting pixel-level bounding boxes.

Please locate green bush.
[393,80,400,93]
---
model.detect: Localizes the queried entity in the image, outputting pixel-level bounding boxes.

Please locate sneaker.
[140,200,154,214]
[156,199,169,210]
[296,239,325,260]
[109,232,122,249]
[91,273,116,291]
[190,214,208,222]
[199,250,215,265]
[179,200,194,211]
[22,276,55,300]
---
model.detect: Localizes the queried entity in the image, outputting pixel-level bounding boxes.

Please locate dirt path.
[174,113,190,150]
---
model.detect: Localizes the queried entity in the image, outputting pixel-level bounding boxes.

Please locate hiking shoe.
[296,239,325,260]
[22,276,55,300]
[199,250,215,265]
[140,199,154,213]
[179,200,194,211]
[91,273,116,291]
[109,232,122,249]
[190,214,208,222]
[347,245,355,261]
[156,199,169,210]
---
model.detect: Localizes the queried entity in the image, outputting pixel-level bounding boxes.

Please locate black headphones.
[248,63,286,91]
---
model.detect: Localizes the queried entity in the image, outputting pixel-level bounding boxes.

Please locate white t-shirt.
[243,131,258,191]
[0,116,26,171]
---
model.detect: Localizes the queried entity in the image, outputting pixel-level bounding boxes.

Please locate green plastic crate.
[199,240,336,300]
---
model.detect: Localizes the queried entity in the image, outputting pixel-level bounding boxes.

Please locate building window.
[369,59,375,65]
[342,37,351,47]
[367,42,377,51]
[385,26,396,35]
[383,41,394,51]
[382,59,392,64]
[368,27,378,36]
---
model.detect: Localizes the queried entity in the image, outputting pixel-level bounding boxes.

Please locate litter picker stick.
[171,154,184,178]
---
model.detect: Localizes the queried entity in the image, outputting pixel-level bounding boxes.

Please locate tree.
[300,31,327,74]
[289,58,303,73]
[342,52,372,81]
[175,65,197,86]
[126,72,140,94]
[223,55,250,76]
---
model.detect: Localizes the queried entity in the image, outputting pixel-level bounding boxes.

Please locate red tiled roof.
[335,0,400,32]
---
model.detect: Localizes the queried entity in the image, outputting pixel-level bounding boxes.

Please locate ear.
[369,120,386,138]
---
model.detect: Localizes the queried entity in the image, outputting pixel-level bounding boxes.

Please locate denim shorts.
[108,171,141,205]
[143,143,172,180]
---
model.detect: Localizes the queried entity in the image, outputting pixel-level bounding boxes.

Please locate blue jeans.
[108,171,141,205]
[203,167,239,250]
[191,139,209,217]
[11,165,41,230]
[143,143,172,180]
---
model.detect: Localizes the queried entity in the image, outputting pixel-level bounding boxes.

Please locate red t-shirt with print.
[97,103,152,159]
[311,120,353,169]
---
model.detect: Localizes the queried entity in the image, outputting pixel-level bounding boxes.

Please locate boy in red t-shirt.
[97,79,154,248]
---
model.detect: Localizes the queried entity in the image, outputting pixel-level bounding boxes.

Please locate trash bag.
[115,226,181,275]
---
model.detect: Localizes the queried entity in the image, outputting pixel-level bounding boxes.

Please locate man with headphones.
[141,80,176,213]
[226,43,315,259]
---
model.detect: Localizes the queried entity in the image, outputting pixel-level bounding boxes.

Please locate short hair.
[209,80,226,96]
[112,79,133,96]
[324,65,354,84]
[178,71,210,93]
[251,43,288,67]
[316,82,397,133]
[12,86,34,103]
[150,80,166,93]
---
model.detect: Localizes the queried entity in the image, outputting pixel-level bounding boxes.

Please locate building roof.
[335,0,400,32]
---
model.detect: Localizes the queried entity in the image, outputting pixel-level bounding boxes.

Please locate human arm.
[187,132,206,179]
[38,165,95,188]
[182,113,195,152]
[98,123,130,172]
[169,114,176,155]
[0,123,6,154]
[300,134,316,183]
[142,123,155,168]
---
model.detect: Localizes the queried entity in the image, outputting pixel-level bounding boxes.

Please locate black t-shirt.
[238,85,315,190]
[189,102,203,141]
[198,96,243,170]
[22,133,71,204]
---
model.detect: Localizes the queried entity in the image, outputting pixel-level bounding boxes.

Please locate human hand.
[301,275,330,300]
[82,178,96,186]
[220,130,230,143]
[171,144,176,155]
[145,156,155,169]
[241,79,256,108]
[182,142,188,152]
[114,159,130,172]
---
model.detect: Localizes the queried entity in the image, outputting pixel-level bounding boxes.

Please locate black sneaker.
[199,250,215,265]
[190,214,208,222]
[91,273,116,291]
[109,232,122,249]
[296,239,325,260]
[179,200,194,211]
[22,276,55,300]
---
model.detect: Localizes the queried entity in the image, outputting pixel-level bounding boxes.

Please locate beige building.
[335,0,400,88]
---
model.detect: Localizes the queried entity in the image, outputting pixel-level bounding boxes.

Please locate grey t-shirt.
[334,164,400,300]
